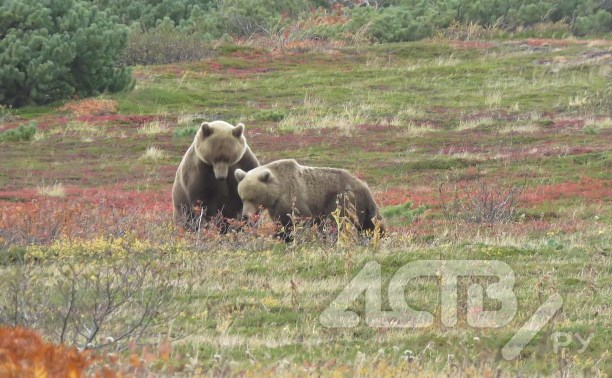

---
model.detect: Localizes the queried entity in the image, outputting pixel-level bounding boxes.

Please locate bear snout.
[241,201,260,218]
[213,162,229,180]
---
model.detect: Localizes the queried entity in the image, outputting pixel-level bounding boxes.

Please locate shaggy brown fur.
[172,120,259,230]
[235,159,385,241]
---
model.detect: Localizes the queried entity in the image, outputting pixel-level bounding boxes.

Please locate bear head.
[194,120,248,180]
[235,166,279,217]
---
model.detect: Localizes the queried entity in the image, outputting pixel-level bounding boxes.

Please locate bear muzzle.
[240,201,261,218]
[213,162,229,180]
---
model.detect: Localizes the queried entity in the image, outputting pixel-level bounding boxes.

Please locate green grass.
[1,38,611,376]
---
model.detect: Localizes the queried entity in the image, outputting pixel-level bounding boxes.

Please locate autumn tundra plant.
[440,176,526,224]
[0,327,93,377]
[0,122,37,142]
[0,236,194,351]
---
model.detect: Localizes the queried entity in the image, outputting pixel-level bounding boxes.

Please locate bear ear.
[259,169,272,183]
[232,123,245,138]
[200,122,213,138]
[235,169,247,183]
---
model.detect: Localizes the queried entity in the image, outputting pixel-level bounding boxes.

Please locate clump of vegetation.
[0,236,194,351]
[120,18,211,66]
[0,327,93,376]
[85,1,612,67]
[59,99,118,117]
[0,104,15,123]
[140,146,168,160]
[173,125,199,138]
[36,182,66,197]
[441,178,526,224]
[254,110,286,122]
[381,201,428,225]
[0,122,37,142]
[0,0,132,107]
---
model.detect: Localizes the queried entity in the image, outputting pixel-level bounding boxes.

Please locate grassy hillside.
[0,38,610,376]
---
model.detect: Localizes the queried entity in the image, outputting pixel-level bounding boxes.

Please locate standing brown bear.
[234,159,385,241]
[172,120,259,230]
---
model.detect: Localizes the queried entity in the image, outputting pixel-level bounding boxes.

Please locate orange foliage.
[0,327,92,378]
[60,99,118,116]
[0,189,172,245]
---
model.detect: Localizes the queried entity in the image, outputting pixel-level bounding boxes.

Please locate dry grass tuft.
[140,146,167,160]
[499,124,540,134]
[36,182,65,197]
[456,117,494,131]
[138,120,169,135]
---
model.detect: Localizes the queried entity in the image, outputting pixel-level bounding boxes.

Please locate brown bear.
[172,120,259,230]
[234,159,385,241]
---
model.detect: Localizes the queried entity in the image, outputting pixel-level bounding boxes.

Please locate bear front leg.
[174,202,199,231]
[275,214,294,243]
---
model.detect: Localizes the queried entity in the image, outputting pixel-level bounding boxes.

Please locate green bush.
[0,122,37,142]
[254,110,286,122]
[0,0,133,107]
[381,201,428,224]
[120,18,210,66]
[173,125,199,138]
[574,10,612,35]
[345,0,610,43]
[348,6,436,43]
[84,1,612,50]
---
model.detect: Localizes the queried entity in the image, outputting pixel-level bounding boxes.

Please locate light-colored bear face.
[235,167,279,216]
[194,121,247,179]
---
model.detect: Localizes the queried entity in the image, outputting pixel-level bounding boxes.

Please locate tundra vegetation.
[0,1,610,376]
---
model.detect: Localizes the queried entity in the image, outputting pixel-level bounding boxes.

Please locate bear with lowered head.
[173,120,259,230]
[234,159,385,241]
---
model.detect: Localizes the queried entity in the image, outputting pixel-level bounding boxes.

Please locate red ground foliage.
[0,188,172,244]
[376,177,609,211]
[0,327,92,378]
[59,99,118,117]
[74,114,157,127]
[376,187,438,207]
[524,177,611,204]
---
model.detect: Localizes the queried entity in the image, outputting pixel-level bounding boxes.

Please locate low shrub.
[0,236,194,351]
[440,177,526,224]
[0,327,92,377]
[173,125,199,138]
[381,201,428,224]
[120,18,210,66]
[255,110,286,122]
[0,122,37,142]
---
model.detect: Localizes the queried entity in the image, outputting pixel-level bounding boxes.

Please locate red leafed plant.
[59,99,118,116]
[0,327,93,377]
